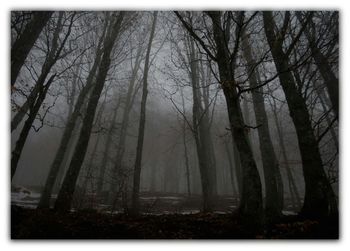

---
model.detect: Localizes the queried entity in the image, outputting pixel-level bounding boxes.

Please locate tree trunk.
[97,98,121,195]
[54,13,125,212]
[188,37,215,212]
[296,12,339,118]
[269,96,302,211]
[11,11,53,87]
[199,67,218,196]
[11,74,55,179]
[11,12,64,132]
[110,44,143,196]
[263,11,337,217]
[38,19,108,209]
[224,139,238,198]
[131,11,158,215]
[241,31,283,220]
[79,100,107,208]
[180,89,191,196]
[208,11,263,223]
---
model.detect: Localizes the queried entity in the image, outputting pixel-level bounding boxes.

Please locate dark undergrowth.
[11,205,338,239]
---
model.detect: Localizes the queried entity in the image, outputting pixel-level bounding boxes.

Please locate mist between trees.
[11,11,338,224]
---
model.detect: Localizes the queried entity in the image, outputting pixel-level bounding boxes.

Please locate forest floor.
[11,205,338,239]
[11,188,338,239]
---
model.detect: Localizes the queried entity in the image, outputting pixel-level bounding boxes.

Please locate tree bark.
[110,43,143,196]
[263,11,337,217]
[296,12,339,118]
[270,99,302,210]
[224,139,238,198]
[11,11,53,87]
[208,11,263,223]
[11,12,64,132]
[54,13,125,212]
[180,88,191,196]
[131,11,158,215]
[186,36,216,212]
[241,31,283,220]
[38,19,108,209]
[96,98,121,195]
[11,74,56,179]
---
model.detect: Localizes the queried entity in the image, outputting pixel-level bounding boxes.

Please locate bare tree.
[38,17,109,208]
[175,11,263,225]
[263,11,337,217]
[11,11,53,88]
[131,11,158,215]
[241,30,284,221]
[54,12,126,211]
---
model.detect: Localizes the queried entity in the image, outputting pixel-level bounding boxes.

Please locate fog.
[11,11,338,238]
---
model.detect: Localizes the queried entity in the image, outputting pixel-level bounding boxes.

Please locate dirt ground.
[11,205,338,239]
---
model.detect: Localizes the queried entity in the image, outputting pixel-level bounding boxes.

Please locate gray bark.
[241,31,283,220]
[263,11,337,217]
[11,74,56,179]
[54,12,125,211]
[296,12,339,118]
[131,11,158,215]
[207,11,263,223]
[11,12,64,132]
[96,98,121,195]
[38,19,108,209]
[11,11,53,87]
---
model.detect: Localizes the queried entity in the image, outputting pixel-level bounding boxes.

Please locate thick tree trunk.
[78,132,102,209]
[11,74,55,179]
[263,11,337,217]
[11,11,53,87]
[38,21,107,209]
[131,11,158,215]
[208,11,263,223]
[54,13,125,212]
[241,32,283,220]
[296,12,339,118]
[78,99,107,208]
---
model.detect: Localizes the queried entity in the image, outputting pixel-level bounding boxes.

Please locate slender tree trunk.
[11,12,64,132]
[199,75,218,196]
[232,141,243,199]
[11,11,53,87]
[97,99,121,195]
[131,11,158,215]
[241,31,283,220]
[269,98,302,210]
[187,37,215,212]
[38,20,108,208]
[263,11,337,217]
[109,45,143,200]
[180,89,191,196]
[11,74,55,179]
[224,139,238,198]
[317,90,338,150]
[54,13,125,212]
